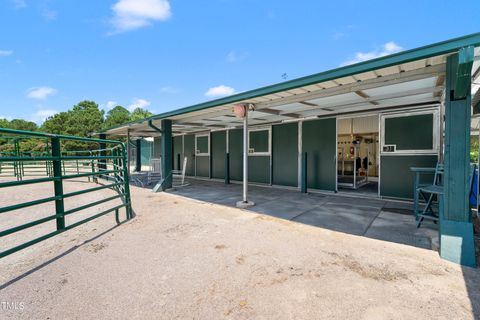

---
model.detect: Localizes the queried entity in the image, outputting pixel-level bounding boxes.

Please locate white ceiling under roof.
[103,47,480,137]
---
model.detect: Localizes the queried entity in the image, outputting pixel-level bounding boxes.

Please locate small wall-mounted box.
[382,145,396,153]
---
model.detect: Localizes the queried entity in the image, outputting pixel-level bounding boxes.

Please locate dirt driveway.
[0,182,479,319]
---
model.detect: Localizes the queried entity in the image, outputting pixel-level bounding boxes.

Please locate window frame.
[195,133,210,156]
[380,108,440,155]
[248,127,271,156]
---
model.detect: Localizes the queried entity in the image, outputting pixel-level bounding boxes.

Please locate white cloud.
[101,101,118,111]
[31,109,58,124]
[331,32,345,40]
[226,51,248,63]
[127,98,151,111]
[41,8,57,21]
[12,0,26,9]
[0,115,13,121]
[205,85,236,97]
[340,41,403,66]
[110,0,171,34]
[0,50,13,57]
[26,86,57,100]
[160,86,180,94]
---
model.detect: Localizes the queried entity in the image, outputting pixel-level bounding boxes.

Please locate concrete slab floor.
[166,178,438,250]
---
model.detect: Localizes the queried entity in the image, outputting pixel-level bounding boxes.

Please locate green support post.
[135,139,142,172]
[161,119,173,190]
[121,143,133,219]
[98,133,107,175]
[209,132,213,179]
[51,137,65,230]
[441,47,476,267]
[301,152,307,193]
[225,152,230,184]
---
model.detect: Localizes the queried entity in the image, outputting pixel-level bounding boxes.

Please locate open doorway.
[337,115,379,196]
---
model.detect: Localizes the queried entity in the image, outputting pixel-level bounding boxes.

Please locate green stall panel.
[211,131,226,179]
[248,156,270,184]
[195,156,210,178]
[229,129,243,181]
[302,118,337,191]
[140,139,153,165]
[173,136,183,170]
[272,123,298,187]
[380,155,438,199]
[183,134,195,176]
[153,137,162,159]
[249,130,269,153]
[384,114,434,151]
[196,136,209,154]
[195,157,209,177]
[195,135,210,177]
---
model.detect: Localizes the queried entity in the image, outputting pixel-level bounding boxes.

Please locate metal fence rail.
[0,128,133,258]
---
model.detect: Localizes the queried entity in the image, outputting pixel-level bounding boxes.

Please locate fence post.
[135,139,142,172]
[121,144,133,219]
[51,136,65,230]
[225,152,230,184]
[301,152,307,193]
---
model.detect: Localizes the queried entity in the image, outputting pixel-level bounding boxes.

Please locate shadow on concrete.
[163,178,438,250]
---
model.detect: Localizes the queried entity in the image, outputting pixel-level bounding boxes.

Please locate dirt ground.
[0,180,479,319]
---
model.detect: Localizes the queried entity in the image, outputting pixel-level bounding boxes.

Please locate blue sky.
[0,0,478,124]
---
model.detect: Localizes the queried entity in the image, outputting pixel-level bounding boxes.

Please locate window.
[248,128,271,155]
[381,109,439,154]
[195,134,210,156]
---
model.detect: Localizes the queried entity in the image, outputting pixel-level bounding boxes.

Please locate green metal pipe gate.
[0,128,133,258]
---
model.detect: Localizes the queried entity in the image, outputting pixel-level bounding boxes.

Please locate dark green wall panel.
[153,137,162,158]
[229,129,243,181]
[173,136,183,170]
[211,131,226,179]
[302,118,337,191]
[272,123,298,187]
[248,156,270,184]
[183,134,195,176]
[385,114,434,150]
[380,155,438,199]
[196,156,209,177]
[196,136,209,154]
[250,130,269,153]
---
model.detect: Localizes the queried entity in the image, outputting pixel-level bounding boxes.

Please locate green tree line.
[0,100,153,152]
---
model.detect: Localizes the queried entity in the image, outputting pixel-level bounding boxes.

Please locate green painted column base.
[440,219,477,268]
[152,176,173,193]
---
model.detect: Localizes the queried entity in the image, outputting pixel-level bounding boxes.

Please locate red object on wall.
[233,104,246,118]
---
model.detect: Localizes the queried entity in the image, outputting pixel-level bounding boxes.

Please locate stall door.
[380,109,439,199]
[302,118,337,191]
[272,122,298,187]
[183,135,195,176]
[195,134,210,177]
[172,136,183,171]
[211,131,226,179]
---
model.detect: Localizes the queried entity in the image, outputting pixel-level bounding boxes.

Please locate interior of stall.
[337,115,379,195]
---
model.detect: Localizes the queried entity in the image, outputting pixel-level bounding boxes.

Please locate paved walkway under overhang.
[166,179,438,250]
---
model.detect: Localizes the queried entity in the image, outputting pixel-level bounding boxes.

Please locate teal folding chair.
[413,163,444,228]
[413,163,477,228]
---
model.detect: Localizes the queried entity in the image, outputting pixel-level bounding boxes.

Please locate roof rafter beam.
[173,64,445,125]
[288,86,443,117]
[256,64,445,109]
[354,90,380,106]
[253,108,302,118]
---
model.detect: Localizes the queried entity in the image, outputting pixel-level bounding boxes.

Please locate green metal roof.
[99,32,480,134]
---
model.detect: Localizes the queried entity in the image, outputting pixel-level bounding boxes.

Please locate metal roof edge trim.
[98,32,480,134]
